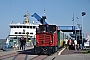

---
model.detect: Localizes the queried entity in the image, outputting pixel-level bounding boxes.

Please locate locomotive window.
[47,25,56,33]
[39,26,46,32]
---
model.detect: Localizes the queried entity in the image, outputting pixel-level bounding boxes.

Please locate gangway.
[31,11,83,47]
[31,13,81,32]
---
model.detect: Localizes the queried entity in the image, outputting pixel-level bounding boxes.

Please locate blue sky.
[0,0,90,39]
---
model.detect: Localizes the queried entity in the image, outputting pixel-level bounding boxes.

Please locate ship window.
[27,26,29,28]
[28,38,31,40]
[30,36,32,37]
[30,26,32,29]
[14,37,17,39]
[19,32,21,34]
[23,26,26,28]
[26,32,29,34]
[22,32,25,34]
[20,26,22,28]
[15,32,18,34]
[33,26,35,29]
[14,26,16,28]
[17,26,19,28]
[10,26,13,28]
[30,33,33,34]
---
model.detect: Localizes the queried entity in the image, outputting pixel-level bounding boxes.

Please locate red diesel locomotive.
[34,25,65,55]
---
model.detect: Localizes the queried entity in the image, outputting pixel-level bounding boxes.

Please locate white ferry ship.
[8,12,40,47]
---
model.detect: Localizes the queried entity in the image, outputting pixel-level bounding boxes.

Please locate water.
[0,39,6,49]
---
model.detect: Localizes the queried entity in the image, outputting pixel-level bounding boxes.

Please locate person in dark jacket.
[68,38,73,50]
[20,37,26,50]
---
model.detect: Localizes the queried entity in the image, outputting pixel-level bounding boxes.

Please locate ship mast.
[24,11,29,24]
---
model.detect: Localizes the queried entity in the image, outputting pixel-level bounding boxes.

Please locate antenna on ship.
[41,8,46,24]
[44,7,46,16]
[23,11,30,24]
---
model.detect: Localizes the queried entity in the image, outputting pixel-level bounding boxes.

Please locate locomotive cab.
[38,25,56,33]
[34,25,58,55]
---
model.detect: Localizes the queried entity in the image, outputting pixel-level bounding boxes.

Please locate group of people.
[19,37,26,50]
[64,38,79,50]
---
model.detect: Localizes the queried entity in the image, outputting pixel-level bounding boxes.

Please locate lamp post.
[76,17,79,40]
[72,14,74,30]
[81,12,86,49]
[72,14,75,38]
[72,14,77,40]
[77,24,81,40]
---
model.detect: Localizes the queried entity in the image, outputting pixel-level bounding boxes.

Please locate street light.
[81,12,86,49]
[76,17,80,40]
[75,17,79,42]
[77,24,81,40]
[72,14,76,40]
[72,14,74,30]
[72,14,75,39]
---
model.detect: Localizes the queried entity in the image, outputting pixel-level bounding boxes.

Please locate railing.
[58,26,81,30]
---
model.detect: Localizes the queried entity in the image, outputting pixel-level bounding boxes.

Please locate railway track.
[0,52,18,60]
[0,52,48,60]
[12,53,27,60]
[0,47,64,60]
[30,55,48,60]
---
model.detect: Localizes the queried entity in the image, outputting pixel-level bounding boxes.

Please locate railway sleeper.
[34,46,58,55]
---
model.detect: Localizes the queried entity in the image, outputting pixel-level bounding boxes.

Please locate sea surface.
[0,39,6,48]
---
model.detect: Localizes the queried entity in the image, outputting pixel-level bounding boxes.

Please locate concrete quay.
[0,47,90,60]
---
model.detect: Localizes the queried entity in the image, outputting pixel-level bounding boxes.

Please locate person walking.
[74,39,77,50]
[68,38,73,50]
[65,38,68,49]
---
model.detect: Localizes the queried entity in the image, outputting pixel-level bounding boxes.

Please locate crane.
[31,13,48,25]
